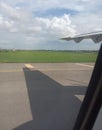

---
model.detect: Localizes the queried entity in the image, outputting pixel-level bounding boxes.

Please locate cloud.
[0,2,20,20]
[0,15,15,32]
[0,1,29,21]
[49,14,76,36]
[0,0,102,50]
[71,12,102,34]
[0,1,76,41]
[35,14,76,37]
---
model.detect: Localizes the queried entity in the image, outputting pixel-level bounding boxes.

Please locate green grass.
[0,50,98,63]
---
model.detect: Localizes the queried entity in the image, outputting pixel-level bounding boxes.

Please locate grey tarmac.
[0,63,94,130]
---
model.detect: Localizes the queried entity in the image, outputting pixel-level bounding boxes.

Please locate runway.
[0,63,94,130]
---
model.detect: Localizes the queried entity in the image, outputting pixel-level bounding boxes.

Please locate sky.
[0,0,102,50]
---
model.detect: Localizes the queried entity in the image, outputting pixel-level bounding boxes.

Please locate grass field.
[0,50,98,63]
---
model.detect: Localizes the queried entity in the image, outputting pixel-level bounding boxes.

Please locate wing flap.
[91,34,102,43]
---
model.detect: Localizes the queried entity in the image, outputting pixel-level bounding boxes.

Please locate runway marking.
[76,63,94,68]
[75,95,85,102]
[25,64,35,69]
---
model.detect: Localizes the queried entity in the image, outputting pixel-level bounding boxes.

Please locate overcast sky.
[0,0,102,50]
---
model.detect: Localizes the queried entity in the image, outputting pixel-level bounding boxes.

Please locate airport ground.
[0,63,94,130]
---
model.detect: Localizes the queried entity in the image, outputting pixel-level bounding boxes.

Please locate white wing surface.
[61,31,102,43]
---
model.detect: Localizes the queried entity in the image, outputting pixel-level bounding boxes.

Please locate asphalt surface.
[0,63,94,130]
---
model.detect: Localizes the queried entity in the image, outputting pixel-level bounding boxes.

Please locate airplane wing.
[61,31,102,43]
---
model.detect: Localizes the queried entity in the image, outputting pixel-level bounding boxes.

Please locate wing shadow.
[14,67,86,130]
